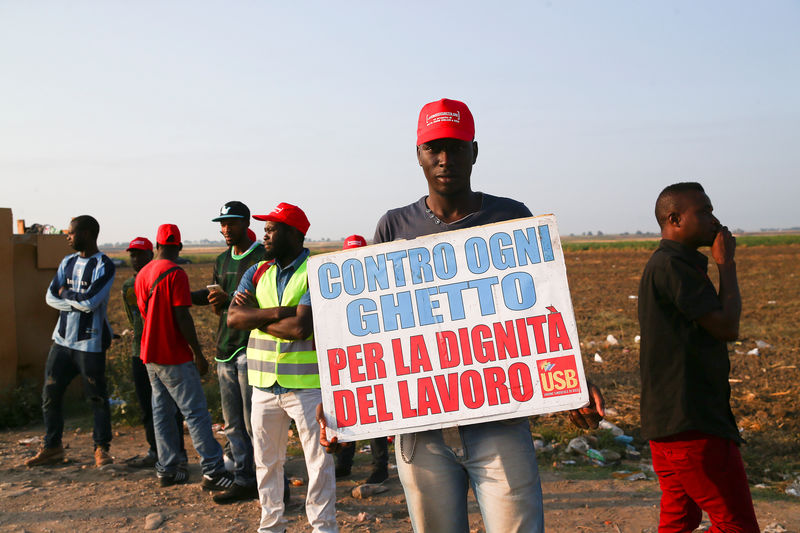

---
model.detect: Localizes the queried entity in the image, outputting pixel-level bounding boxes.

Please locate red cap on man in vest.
[253,202,310,236]
[416,98,475,146]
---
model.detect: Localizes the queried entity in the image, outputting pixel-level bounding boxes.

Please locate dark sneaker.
[212,483,259,504]
[335,464,351,478]
[284,476,291,505]
[126,453,157,468]
[25,446,65,467]
[158,468,189,487]
[94,447,113,467]
[364,466,388,484]
[202,471,235,491]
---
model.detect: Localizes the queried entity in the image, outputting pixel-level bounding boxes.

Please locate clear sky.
[2,1,798,244]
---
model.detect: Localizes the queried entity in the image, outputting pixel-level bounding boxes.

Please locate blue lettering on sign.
[468,277,499,316]
[342,258,365,296]
[437,281,469,320]
[538,225,555,262]
[432,242,457,280]
[408,247,434,285]
[415,287,443,325]
[501,272,536,310]
[346,298,380,336]
[465,237,490,274]
[489,232,515,270]
[318,263,341,299]
[385,251,409,287]
[380,291,416,331]
[365,255,390,292]
[514,227,541,266]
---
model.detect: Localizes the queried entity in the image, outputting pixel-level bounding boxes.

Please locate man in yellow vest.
[228,202,337,533]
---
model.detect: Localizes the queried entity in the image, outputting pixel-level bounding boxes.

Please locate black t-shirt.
[213,242,266,361]
[637,239,740,443]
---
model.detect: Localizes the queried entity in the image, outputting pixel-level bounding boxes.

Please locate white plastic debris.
[767,300,777,305]
[634,335,641,343]
[593,353,603,363]
[755,340,772,349]
[567,436,590,455]
[606,334,618,345]
[599,419,624,437]
[747,348,760,356]
[627,295,638,300]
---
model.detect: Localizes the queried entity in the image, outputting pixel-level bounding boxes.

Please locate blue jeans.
[396,419,544,533]
[146,361,224,477]
[131,355,185,458]
[217,351,255,486]
[42,343,111,449]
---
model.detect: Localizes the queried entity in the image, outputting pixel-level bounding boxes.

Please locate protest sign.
[308,214,589,441]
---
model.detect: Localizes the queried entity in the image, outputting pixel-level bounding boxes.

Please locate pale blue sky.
[2,1,798,244]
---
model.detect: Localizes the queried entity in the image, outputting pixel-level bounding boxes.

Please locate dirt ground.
[2,243,798,532]
[1,423,798,532]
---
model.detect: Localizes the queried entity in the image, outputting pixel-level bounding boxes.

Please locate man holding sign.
[318,98,604,533]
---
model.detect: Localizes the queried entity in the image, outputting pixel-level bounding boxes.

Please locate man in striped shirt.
[26,215,116,468]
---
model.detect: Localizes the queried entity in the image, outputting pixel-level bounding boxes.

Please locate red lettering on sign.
[363,342,387,380]
[436,330,460,369]
[392,338,411,376]
[483,366,510,406]
[526,315,547,354]
[347,344,366,382]
[356,386,376,424]
[416,377,442,416]
[472,324,495,364]
[493,321,518,360]
[458,327,473,365]
[328,348,346,386]
[515,318,531,356]
[434,373,460,412]
[409,335,433,373]
[333,390,356,427]
[374,384,393,422]
[547,307,572,351]
[509,362,534,401]
[460,370,485,409]
[397,380,417,418]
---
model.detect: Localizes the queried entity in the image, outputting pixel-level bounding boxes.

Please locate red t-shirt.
[135,259,194,365]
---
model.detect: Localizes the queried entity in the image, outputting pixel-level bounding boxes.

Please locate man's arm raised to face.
[695,226,741,341]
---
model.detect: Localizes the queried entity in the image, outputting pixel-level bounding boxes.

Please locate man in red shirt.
[135,223,233,490]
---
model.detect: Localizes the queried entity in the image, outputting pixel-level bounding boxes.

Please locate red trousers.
[650,432,760,533]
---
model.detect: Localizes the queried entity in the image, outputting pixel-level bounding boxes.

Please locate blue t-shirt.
[236,248,311,306]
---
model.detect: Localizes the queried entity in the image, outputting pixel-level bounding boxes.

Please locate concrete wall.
[0,208,72,393]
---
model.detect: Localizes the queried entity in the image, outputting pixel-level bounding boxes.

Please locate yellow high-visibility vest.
[246,258,319,389]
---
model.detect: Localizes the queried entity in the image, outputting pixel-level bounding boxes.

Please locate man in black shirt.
[638,182,759,532]
[192,201,266,503]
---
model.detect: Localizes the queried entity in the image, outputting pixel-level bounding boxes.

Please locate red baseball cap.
[156,224,182,245]
[417,98,475,146]
[343,235,367,249]
[253,203,310,236]
[126,236,153,252]
[246,228,257,242]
